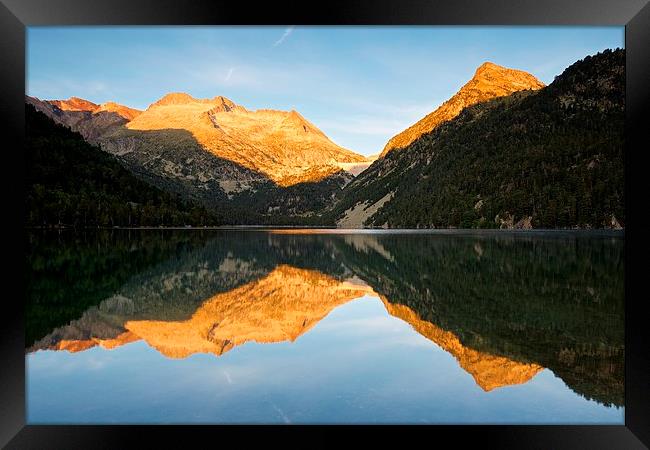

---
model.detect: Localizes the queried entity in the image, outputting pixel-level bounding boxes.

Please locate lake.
[25,229,625,424]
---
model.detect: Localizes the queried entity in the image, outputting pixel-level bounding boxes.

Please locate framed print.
[2,0,648,447]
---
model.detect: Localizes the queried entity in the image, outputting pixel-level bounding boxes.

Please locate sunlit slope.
[380,62,544,157]
[101,93,367,187]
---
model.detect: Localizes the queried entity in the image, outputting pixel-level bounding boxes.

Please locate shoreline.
[24,225,625,234]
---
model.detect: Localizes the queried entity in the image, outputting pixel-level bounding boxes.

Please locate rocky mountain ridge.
[26,92,372,222]
[114,92,365,186]
[27,93,367,187]
[380,61,545,157]
[26,95,142,141]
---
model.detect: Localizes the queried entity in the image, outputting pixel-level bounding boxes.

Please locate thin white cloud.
[273,26,294,47]
[224,67,235,82]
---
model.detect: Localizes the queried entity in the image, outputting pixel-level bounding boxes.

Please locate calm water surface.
[25,229,624,424]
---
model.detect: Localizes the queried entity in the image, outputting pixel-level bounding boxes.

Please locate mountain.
[330,49,625,229]
[27,93,370,222]
[48,96,142,120]
[26,50,624,229]
[107,92,366,186]
[25,104,218,227]
[380,62,545,157]
[26,95,142,141]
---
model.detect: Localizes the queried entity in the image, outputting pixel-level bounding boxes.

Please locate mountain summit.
[26,93,367,189]
[38,96,142,120]
[27,92,371,220]
[113,93,367,188]
[380,62,545,157]
[26,95,143,141]
[331,49,624,229]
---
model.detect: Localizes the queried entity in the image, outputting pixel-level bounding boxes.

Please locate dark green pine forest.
[25,104,222,228]
[328,49,625,229]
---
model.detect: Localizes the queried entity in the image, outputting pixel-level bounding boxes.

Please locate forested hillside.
[330,49,625,229]
[25,104,221,227]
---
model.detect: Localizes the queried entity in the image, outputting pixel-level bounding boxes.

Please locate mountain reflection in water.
[26,229,624,422]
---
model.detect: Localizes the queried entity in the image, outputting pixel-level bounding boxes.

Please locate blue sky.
[27,26,623,156]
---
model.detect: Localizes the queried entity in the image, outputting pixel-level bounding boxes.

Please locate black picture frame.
[2,0,648,447]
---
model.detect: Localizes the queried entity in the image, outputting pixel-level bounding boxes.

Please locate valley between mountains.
[25,48,625,229]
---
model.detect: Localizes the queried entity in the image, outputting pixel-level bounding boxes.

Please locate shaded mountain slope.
[26,96,141,142]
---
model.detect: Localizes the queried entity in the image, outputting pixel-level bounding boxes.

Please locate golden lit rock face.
[98,102,142,121]
[380,298,543,391]
[113,93,367,186]
[380,62,545,157]
[49,96,100,112]
[123,266,374,359]
[51,331,140,353]
[47,97,142,121]
[28,93,367,187]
